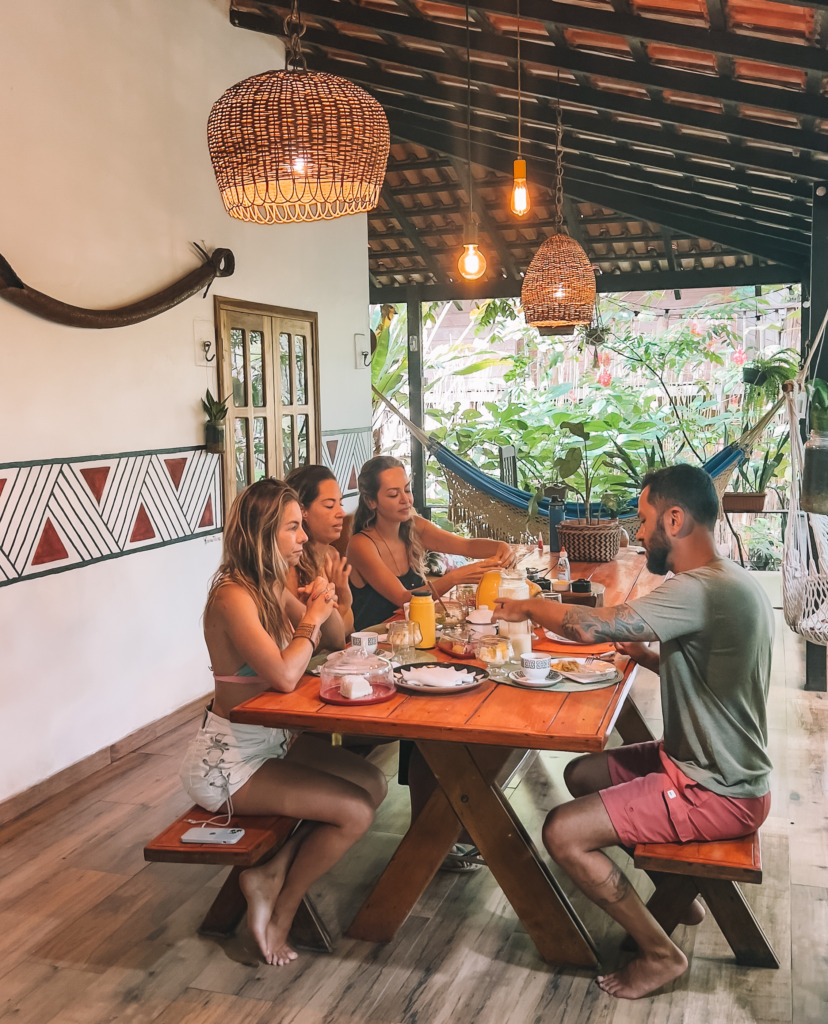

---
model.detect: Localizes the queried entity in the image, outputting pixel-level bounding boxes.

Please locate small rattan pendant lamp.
[521,97,595,334]
[207,0,389,224]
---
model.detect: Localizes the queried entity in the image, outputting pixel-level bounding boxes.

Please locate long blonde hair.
[206,478,300,647]
[353,456,425,577]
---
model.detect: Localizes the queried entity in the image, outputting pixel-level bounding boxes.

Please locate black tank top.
[350,534,425,630]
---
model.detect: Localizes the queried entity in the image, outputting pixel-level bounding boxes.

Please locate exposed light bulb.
[553,285,566,299]
[292,156,306,173]
[458,243,487,281]
[510,158,529,216]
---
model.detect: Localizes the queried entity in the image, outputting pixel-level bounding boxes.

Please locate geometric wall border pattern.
[320,427,372,498]
[0,447,222,588]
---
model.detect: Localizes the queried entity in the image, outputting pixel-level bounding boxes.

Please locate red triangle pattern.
[164,457,187,490]
[198,495,214,529]
[80,466,110,505]
[326,439,339,461]
[32,518,69,565]
[130,504,156,543]
[348,466,358,491]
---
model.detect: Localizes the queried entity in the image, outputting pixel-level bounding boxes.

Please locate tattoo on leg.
[594,862,633,909]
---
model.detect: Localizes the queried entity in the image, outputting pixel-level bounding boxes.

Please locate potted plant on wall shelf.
[202,389,229,454]
[742,349,800,411]
[722,431,788,514]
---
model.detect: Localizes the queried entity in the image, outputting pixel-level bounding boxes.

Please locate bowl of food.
[435,600,463,629]
[437,626,479,660]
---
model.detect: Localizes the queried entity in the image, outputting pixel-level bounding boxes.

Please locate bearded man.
[496,464,773,999]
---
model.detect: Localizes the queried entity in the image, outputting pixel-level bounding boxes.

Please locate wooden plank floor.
[1,576,825,1023]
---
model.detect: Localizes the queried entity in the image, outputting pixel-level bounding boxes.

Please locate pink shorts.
[599,741,770,847]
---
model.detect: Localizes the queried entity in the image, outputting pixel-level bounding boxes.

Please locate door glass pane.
[295,334,307,405]
[253,417,267,482]
[297,414,308,466]
[282,416,295,475]
[231,329,247,407]
[235,417,249,493]
[280,332,292,405]
[250,331,264,407]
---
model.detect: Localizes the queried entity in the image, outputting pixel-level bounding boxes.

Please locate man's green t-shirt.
[629,557,773,798]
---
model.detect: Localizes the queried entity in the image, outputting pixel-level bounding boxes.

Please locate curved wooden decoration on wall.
[0,244,235,329]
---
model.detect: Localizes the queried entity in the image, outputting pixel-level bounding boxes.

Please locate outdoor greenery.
[370,288,798,527]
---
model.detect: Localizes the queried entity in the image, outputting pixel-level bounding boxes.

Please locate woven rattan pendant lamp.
[521,97,595,334]
[207,0,389,224]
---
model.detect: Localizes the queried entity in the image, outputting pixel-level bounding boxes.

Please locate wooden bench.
[144,806,332,951]
[633,831,778,968]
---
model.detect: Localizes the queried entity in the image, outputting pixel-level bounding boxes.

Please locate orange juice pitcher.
[476,569,502,610]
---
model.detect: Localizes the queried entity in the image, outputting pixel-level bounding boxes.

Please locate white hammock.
[782,310,828,644]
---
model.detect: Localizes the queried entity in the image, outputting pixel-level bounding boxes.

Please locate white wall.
[0,0,372,801]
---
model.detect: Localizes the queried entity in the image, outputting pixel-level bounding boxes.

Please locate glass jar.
[437,626,479,660]
[319,648,395,702]
[476,633,513,668]
[802,429,828,514]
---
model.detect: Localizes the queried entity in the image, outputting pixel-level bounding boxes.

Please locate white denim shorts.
[179,709,294,813]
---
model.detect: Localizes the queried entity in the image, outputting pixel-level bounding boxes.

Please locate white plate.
[548,657,620,684]
[543,629,581,645]
[508,669,563,688]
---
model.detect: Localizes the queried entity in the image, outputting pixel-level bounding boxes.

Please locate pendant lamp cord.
[517,0,522,159]
[283,0,307,71]
[554,70,563,234]
[466,0,473,229]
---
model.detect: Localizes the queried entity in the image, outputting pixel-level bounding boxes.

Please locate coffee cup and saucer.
[508,653,562,688]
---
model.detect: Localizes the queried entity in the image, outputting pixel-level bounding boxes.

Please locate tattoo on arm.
[559,603,658,644]
[594,862,634,909]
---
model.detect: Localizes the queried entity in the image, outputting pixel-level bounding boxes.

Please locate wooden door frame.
[213,296,321,512]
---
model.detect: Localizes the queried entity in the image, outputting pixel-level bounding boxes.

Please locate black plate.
[393,661,487,694]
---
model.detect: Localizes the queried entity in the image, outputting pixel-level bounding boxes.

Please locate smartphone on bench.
[180,826,245,845]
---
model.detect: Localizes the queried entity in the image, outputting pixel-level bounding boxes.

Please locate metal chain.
[283,0,307,71]
[555,99,563,233]
[466,0,473,222]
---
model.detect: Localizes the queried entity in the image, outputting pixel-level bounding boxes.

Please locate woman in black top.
[347,456,512,630]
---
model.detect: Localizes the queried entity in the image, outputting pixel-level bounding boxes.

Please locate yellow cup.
[476,569,503,610]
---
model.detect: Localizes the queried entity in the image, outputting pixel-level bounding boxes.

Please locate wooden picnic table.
[231,547,660,967]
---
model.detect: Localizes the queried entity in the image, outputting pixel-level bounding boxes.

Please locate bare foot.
[596,947,687,999]
[239,861,287,964]
[679,898,705,927]
[265,905,299,966]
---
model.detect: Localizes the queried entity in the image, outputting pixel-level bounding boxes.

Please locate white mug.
[350,631,379,654]
[521,653,552,681]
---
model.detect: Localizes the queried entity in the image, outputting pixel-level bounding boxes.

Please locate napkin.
[399,666,475,687]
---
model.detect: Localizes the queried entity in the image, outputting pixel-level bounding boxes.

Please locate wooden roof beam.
[378,186,443,282]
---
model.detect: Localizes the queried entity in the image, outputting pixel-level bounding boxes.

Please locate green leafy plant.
[807,377,828,432]
[742,349,800,411]
[744,518,783,571]
[735,431,789,494]
[201,389,229,424]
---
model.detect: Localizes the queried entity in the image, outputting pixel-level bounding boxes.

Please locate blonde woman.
[285,464,353,636]
[180,479,386,966]
[347,455,513,630]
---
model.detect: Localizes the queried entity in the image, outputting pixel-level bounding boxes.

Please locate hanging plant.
[202,389,229,453]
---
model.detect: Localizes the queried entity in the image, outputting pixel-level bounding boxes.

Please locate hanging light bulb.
[208,0,389,224]
[510,159,529,217]
[458,222,487,280]
[456,0,487,281]
[510,2,530,217]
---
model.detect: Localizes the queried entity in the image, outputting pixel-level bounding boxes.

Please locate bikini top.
[212,664,259,683]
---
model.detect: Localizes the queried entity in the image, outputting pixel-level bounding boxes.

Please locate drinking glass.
[387,620,422,664]
[454,584,477,622]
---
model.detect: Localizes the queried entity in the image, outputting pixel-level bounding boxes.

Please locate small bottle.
[556,547,570,582]
[408,589,436,649]
[536,532,543,555]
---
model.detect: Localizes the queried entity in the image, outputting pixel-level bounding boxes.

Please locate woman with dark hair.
[179,479,386,967]
[284,464,353,636]
[347,455,513,631]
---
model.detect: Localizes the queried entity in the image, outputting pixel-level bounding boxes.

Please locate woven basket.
[521,233,596,331]
[556,519,621,563]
